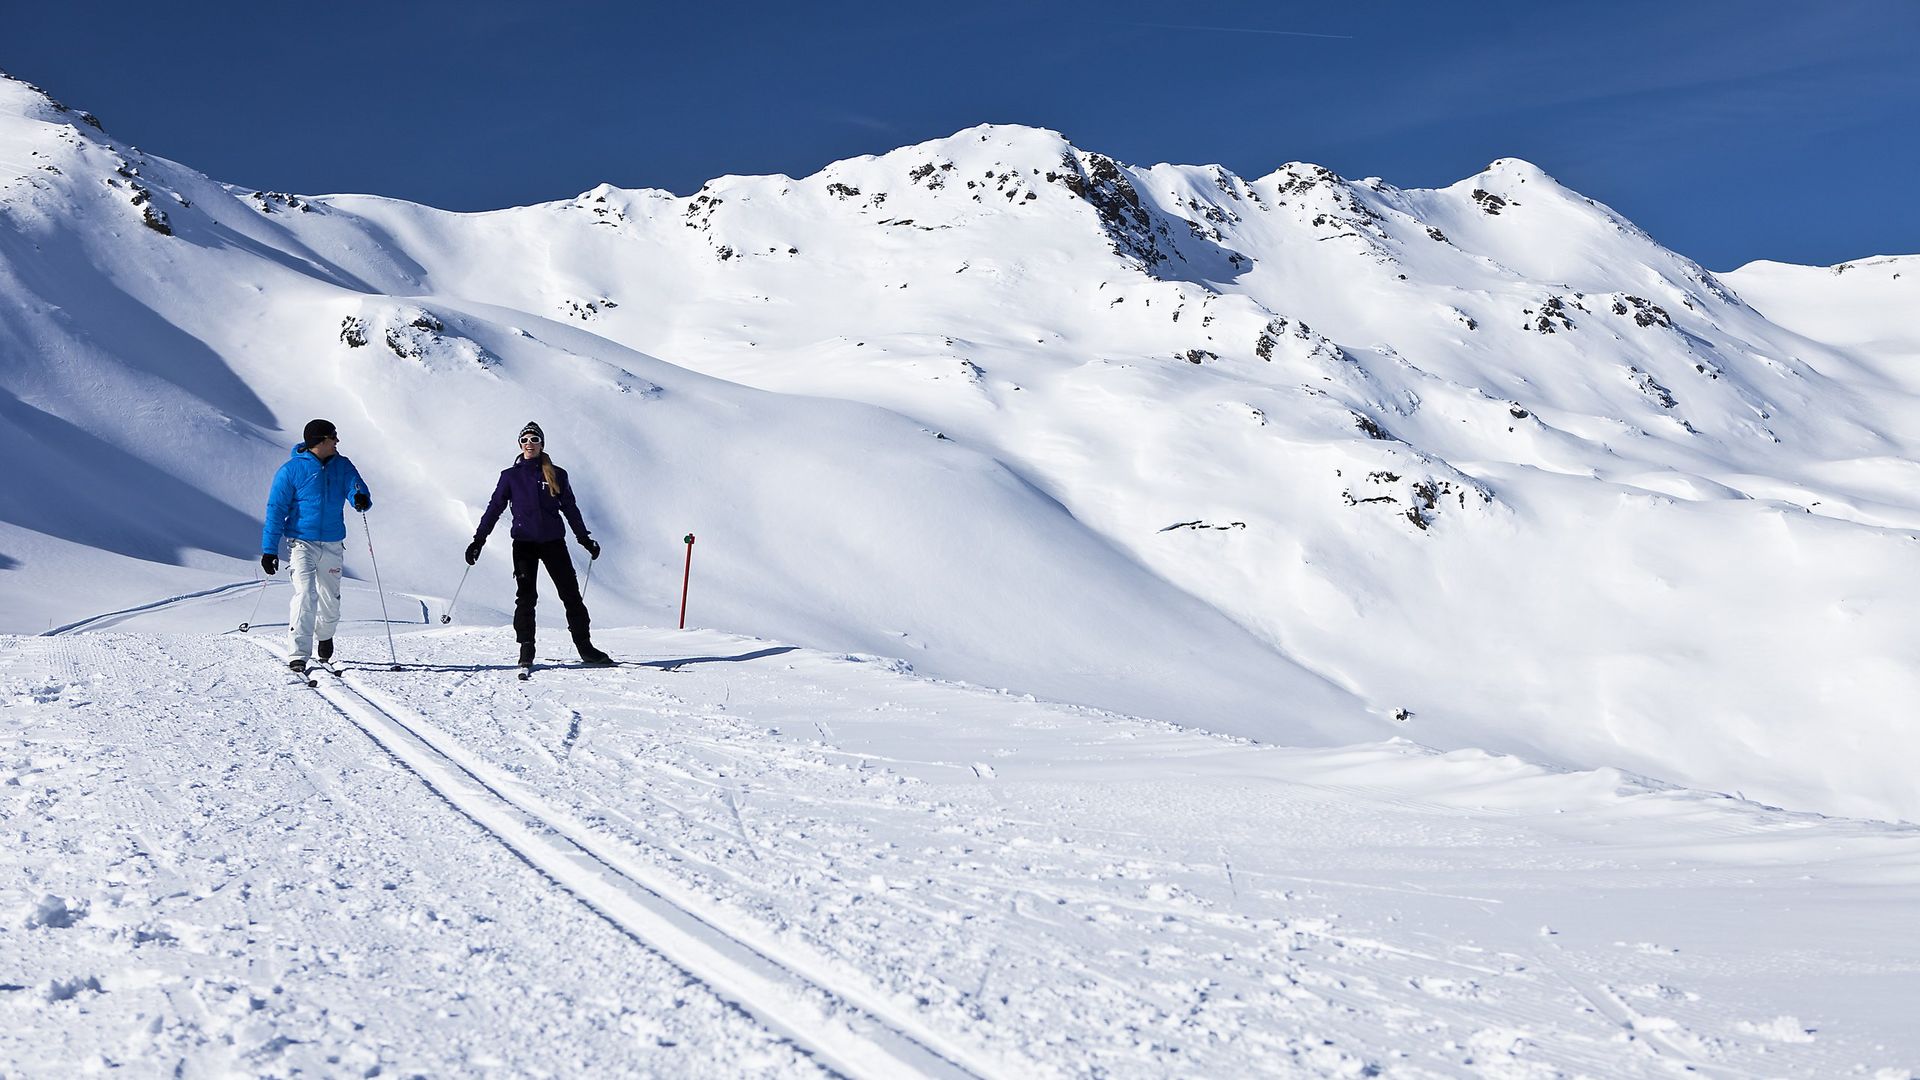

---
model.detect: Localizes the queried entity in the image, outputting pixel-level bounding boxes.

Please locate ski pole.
[442,564,472,624]
[679,533,696,630]
[581,557,595,601]
[360,512,401,670]
[239,570,271,632]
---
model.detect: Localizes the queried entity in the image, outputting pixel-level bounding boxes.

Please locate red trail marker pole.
[679,534,696,629]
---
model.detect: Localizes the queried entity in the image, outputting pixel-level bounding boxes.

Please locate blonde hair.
[539,452,561,497]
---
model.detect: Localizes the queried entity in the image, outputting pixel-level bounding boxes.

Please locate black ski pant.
[511,539,591,645]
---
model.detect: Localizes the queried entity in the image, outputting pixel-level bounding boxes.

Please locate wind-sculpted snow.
[3,69,1920,826]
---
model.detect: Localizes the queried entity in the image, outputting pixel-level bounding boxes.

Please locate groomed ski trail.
[42,580,269,636]
[244,640,1007,1080]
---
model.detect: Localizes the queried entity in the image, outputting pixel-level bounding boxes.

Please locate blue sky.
[8,0,1915,268]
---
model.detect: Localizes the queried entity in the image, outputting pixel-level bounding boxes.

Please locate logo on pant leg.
[328,566,342,576]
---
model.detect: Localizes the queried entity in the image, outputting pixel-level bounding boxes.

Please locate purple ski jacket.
[474,456,592,545]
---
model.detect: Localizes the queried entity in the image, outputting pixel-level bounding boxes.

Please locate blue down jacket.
[261,445,371,553]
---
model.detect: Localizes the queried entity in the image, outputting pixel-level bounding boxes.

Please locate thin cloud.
[833,114,901,134]
[1135,22,1353,40]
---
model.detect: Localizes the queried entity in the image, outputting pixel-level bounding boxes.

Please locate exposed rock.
[1254,317,1287,361]
[683,192,722,232]
[1045,152,1170,269]
[351,307,496,370]
[562,297,619,321]
[1525,295,1577,334]
[1159,520,1248,532]
[1610,295,1672,328]
[1352,413,1394,441]
[1628,367,1677,409]
[128,184,171,235]
[907,162,953,190]
[249,191,311,214]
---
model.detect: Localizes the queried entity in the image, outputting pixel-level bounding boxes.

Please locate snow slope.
[0,72,1363,744]
[1723,254,1920,375]
[4,67,1920,826]
[6,66,1920,1078]
[5,628,1918,1077]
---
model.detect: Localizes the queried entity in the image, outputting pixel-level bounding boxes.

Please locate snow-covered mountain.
[4,69,1918,822]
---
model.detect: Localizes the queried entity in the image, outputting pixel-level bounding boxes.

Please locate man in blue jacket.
[261,419,372,672]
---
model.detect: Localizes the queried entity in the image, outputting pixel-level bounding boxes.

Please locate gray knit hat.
[518,420,544,445]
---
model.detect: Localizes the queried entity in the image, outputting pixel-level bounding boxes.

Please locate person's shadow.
[373,646,800,674]
[637,646,799,671]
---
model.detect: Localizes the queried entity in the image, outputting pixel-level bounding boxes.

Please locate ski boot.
[574,635,614,666]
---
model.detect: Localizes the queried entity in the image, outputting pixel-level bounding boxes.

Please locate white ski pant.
[287,539,345,658]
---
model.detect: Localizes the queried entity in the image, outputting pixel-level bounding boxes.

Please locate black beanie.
[303,419,337,447]
[519,420,544,444]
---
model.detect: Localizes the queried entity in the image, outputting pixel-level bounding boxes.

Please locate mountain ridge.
[5,67,1920,822]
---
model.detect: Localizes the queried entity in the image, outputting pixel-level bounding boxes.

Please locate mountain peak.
[1482,156,1549,176]
[1464,157,1570,198]
[807,122,1080,184]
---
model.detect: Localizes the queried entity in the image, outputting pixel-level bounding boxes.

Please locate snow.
[1723,254,1920,373]
[6,626,1919,1077]
[4,66,1920,1074]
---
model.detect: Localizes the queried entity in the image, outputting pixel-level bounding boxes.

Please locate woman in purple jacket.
[466,421,612,669]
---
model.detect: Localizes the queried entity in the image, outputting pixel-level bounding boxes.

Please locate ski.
[514,653,616,679]
[517,660,619,679]
[288,662,317,688]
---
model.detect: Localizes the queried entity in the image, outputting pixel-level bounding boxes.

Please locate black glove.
[353,492,371,512]
[261,553,279,576]
[583,538,601,560]
[465,540,483,566]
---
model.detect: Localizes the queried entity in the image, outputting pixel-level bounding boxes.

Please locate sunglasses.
[520,435,542,446]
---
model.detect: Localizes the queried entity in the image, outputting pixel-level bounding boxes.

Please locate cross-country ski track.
[6,592,1920,1077]
[259,638,996,1080]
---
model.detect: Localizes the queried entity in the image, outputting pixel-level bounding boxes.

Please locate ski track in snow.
[259,638,996,1080]
[0,632,824,1078]
[5,627,1919,1078]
